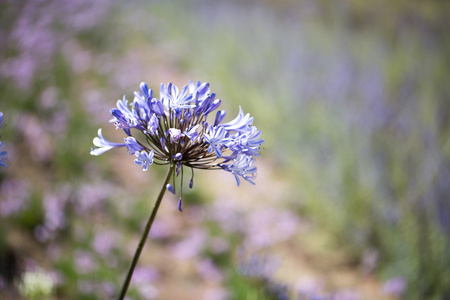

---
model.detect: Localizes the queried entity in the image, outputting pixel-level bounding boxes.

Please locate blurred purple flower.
[148,217,178,240]
[60,0,111,31]
[35,186,71,242]
[238,251,289,300]
[202,288,228,300]
[243,209,299,250]
[92,230,119,256]
[130,267,159,300]
[0,180,30,216]
[43,194,68,231]
[100,281,116,299]
[131,266,159,283]
[74,250,97,274]
[1,0,111,90]
[196,258,223,282]
[15,114,54,162]
[75,181,113,215]
[209,237,229,254]
[382,276,406,297]
[170,228,207,259]
[206,198,242,234]
[332,290,360,300]
[295,277,325,299]
[237,251,280,279]
[360,248,378,274]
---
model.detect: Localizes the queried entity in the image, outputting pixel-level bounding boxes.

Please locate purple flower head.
[90,81,264,208]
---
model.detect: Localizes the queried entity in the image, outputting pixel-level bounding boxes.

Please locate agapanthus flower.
[0,112,7,167]
[90,81,264,210]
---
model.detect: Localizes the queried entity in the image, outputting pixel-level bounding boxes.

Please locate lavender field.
[1,0,449,299]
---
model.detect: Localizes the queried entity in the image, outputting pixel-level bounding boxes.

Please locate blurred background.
[1,0,449,299]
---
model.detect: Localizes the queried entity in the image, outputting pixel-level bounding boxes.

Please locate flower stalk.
[117,164,174,300]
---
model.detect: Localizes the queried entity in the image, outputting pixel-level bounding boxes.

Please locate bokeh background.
[1,0,450,299]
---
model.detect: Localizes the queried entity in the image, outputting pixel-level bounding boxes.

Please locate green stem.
[118,165,174,300]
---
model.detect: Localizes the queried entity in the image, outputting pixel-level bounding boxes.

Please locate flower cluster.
[0,112,7,167]
[90,81,264,210]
